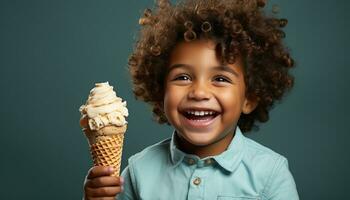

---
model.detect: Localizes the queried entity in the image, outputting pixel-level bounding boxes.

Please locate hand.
[83,166,124,200]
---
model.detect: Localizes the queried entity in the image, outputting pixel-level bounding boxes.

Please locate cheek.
[163,86,187,126]
[164,86,182,113]
[218,88,245,111]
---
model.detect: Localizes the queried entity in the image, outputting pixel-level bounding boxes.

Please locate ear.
[242,97,258,114]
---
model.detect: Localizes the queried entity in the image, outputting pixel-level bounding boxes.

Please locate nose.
[187,80,212,101]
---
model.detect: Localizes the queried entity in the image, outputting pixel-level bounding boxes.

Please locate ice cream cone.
[79,82,129,177]
[83,125,127,177]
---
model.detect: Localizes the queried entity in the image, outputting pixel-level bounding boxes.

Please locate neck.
[175,131,235,158]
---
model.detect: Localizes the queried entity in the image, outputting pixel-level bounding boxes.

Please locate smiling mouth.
[182,110,219,121]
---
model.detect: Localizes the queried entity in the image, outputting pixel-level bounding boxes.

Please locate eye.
[213,75,232,83]
[173,74,191,81]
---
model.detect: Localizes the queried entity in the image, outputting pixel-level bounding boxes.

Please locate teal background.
[0,0,348,199]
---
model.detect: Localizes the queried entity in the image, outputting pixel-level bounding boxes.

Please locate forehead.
[168,39,244,73]
[169,39,218,65]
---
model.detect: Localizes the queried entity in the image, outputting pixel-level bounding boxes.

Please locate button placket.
[188,168,206,199]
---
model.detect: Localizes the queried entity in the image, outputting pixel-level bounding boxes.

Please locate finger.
[87,166,114,179]
[85,186,123,197]
[87,176,123,188]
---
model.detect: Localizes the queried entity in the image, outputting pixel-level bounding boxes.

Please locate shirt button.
[204,159,213,165]
[193,177,201,185]
[187,158,195,165]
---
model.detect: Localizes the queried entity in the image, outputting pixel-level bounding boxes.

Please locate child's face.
[163,39,257,153]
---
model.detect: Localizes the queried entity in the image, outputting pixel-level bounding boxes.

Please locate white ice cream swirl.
[79,82,128,130]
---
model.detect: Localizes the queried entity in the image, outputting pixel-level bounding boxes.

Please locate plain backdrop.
[0,0,349,199]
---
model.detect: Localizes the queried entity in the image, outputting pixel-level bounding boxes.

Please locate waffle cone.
[83,125,127,177]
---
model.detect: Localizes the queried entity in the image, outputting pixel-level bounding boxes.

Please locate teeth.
[186,110,215,116]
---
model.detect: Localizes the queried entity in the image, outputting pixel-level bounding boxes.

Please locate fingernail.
[120,176,124,184]
[121,186,124,191]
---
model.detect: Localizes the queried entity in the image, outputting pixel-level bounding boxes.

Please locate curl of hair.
[184,21,197,41]
[257,0,267,8]
[150,45,160,56]
[201,21,212,32]
[279,18,288,27]
[157,0,171,9]
[184,30,197,41]
[139,8,154,25]
[129,0,295,133]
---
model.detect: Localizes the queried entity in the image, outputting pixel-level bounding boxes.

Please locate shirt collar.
[169,127,245,173]
[169,132,186,167]
[213,127,245,173]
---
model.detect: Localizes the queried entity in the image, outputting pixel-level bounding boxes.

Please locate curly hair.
[128,0,295,133]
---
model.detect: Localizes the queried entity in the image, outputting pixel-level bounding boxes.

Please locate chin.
[182,132,217,146]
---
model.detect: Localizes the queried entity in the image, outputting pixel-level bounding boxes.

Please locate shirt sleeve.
[263,156,299,200]
[116,165,138,200]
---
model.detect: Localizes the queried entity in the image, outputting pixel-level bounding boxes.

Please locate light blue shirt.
[118,127,299,200]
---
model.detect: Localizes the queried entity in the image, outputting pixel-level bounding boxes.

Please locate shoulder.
[241,136,298,198]
[127,137,172,170]
[119,138,173,200]
[241,136,288,181]
[121,137,173,194]
[242,136,286,164]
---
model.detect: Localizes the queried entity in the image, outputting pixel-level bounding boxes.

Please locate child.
[83,0,299,199]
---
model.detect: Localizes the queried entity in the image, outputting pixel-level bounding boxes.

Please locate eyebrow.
[168,64,239,77]
[212,65,239,77]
